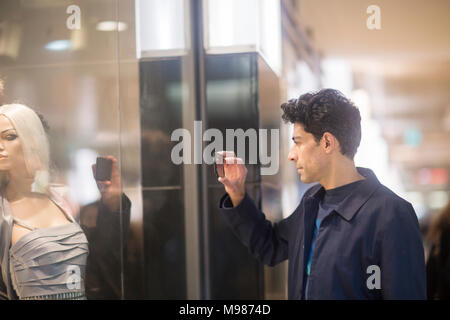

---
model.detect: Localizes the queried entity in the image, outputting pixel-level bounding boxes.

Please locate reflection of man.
[81,156,131,300]
[218,89,426,299]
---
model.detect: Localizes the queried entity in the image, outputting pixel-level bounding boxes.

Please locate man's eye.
[6,135,17,140]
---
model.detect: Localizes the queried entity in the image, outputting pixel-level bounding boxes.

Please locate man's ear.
[322,132,336,153]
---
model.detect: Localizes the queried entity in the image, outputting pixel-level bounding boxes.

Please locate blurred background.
[0,0,448,299]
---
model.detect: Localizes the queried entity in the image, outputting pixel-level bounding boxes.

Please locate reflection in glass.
[0,105,131,300]
[208,186,263,299]
[0,104,89,300]
[143,190,186,299]
[205,53,264,299]
[0,0,132,300]
[206,53,260,184]
[140,59,183,188]
[139,56,187,299]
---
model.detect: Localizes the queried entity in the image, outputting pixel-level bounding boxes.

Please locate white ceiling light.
[96,21,128,32]
[45,40,71,51]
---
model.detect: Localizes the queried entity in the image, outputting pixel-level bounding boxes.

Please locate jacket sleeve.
[219,192,297,267]
[379,201,427,299]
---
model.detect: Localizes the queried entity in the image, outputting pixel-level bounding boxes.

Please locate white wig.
[0,103,50,193]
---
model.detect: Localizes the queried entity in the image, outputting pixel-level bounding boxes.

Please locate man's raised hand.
[216,151,247,207]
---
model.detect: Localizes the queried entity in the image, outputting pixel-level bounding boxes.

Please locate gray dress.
[0,190,89,300]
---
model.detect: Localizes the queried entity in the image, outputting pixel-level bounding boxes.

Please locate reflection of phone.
[95,157,113,181]
[214,153,225,178]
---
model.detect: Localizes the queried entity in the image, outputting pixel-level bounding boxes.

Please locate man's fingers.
[217,151,236,158]
[216,151,236,164]
[218,176,230,187]
[105,155,118,172]
[104,155,117,163]
[224,157,244,165]
[96,180,112,191]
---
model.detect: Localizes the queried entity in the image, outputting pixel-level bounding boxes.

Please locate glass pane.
[0,0,125,300]
[137,58,187,299]
[205,52,264,299]
[117,0,142,300]
[130,0,191,299]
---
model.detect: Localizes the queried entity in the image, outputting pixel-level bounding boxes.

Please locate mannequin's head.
[0,104,49,192]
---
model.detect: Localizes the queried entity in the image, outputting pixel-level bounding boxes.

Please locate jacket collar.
[307,167,381,221]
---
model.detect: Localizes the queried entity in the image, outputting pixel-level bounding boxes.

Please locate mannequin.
[0,105,68,243]
[0,103,88,299]
[0,103,128,300]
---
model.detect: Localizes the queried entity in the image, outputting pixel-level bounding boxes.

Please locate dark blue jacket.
[219,167,426,299]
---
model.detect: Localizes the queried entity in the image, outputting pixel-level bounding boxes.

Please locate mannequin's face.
[0,115,29,177]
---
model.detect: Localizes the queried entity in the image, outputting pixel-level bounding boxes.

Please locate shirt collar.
[307,167,381,221]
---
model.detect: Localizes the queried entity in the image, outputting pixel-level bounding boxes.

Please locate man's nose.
[288,146,297,162]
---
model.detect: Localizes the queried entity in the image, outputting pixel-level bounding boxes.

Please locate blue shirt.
[219,167,426,299]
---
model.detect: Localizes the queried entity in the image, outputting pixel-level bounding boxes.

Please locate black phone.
[95,157,113,181]
[214,153,225,178]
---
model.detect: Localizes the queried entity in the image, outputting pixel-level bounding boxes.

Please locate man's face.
[288,123,328,184]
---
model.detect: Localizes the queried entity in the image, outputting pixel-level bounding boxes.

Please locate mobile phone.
[95,157,113,181]
[214,153,225,178]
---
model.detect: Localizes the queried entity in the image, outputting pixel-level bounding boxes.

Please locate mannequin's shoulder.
[46,185,79,218]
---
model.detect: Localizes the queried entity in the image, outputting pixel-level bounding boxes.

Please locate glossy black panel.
[207,185,264,299]
[139,59,184,188]
[142,189,186,299]
[205,53,261,185]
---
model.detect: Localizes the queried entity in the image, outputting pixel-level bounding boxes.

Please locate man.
[217,88,426,299]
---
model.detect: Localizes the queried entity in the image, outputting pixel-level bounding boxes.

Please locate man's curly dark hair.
[281,88,361,159]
